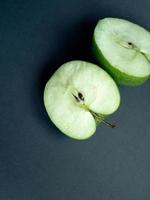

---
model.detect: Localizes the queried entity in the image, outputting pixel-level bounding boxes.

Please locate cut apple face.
[93,18,150,86]
[44,61,120,140]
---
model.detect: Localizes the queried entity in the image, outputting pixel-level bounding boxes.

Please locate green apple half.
[93,18,150,86]
[44,61,120,140]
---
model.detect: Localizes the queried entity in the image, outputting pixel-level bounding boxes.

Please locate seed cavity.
[72,94,79,102]
[78,92,84,101]
[128,42,132,46]
[127,42,134,48]
[72,92,84,102]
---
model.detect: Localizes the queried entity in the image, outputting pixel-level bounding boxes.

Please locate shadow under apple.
[35,18,98,140]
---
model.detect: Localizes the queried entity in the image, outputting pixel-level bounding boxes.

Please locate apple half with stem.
[44,61,120,140]
[93,18,150,86]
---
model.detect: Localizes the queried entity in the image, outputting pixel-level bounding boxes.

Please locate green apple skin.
[93,18,150,86]
[92,38,149,86]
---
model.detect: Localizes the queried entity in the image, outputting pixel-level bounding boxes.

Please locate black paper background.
[0,0,150,199]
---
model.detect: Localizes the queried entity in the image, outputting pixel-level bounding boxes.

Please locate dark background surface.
[0,0,150,199]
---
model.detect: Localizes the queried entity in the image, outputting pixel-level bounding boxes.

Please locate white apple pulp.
[44,61,120,139]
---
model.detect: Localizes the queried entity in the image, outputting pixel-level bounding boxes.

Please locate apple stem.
[72,94,116,128]
[101,120,116,128]
[91,111,116,128]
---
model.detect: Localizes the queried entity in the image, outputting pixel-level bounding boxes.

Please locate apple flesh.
[93,18,150,86]
[44,61,120,140]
